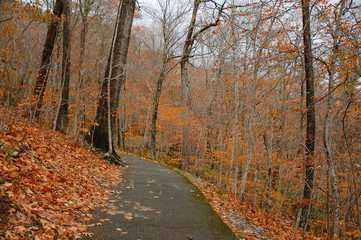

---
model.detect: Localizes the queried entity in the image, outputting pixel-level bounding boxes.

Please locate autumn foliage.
[0,108,122,239]
[1,0,361,238]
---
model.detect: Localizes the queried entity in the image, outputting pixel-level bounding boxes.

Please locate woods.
[1,0,361,238]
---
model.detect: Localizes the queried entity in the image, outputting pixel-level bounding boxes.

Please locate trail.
[82,153,237,240]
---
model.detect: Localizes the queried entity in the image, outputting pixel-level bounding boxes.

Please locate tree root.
[104,151,127,167]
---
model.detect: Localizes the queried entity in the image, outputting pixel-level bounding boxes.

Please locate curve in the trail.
[82,153,238,240]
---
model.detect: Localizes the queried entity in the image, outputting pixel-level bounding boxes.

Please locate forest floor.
[0,109,123,239]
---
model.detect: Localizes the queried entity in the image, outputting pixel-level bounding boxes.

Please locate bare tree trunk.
[239,109,255,197]
[323,1,346,236]
[119,85,126,150]
[342,101,361,232]
[300,0,316,228]
[264,132,273,213]
[217,128,226,188]
[142,102,152,154]
[233,77,239,196]
[31,0,63,117]
[54,0,71,133]
[150,60,168,160]
[180,0,224,168]
[72,0,91,137]
[89,0,135,164]
[179,0,201,166]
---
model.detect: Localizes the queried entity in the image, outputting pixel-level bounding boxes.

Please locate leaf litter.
[0,109,124,239]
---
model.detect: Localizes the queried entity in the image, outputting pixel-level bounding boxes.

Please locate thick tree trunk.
[54,0,71,133]
[300,0,316,228]
[90,0,135,160]
[31,0,63,117]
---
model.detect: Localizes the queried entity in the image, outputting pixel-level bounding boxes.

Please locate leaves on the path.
[0,110,123,239]
[99,219,110,223]
[83,232,94,237]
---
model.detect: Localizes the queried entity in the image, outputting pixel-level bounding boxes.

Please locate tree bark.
[54,0,72,133]
[323,0,346,236]
[31,0,63,117]
[233,77,240,196]
[150,59,168,160]
[300,0,316,229]
[179,0,200,167]
[72,0,91,137]
[89,0,135,160]
[180,0,224,168]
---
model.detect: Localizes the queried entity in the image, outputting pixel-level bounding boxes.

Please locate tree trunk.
[239,110,255,197]
[323,0,346,236]
[233,77,239,196]
[54,0,71,133]
[180,0,201,168]
[300,0,316,228]
[89,0,135,161]
[72,0,91,137]
[150,60,168,160]
[31,0,63,117]
[180,0,223,167]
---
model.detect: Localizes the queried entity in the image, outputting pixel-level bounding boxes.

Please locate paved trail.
[82,153,237,240]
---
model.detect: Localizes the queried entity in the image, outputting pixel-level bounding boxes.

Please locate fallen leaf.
[8,208,16,213]
[83,232,94,237]
[99,218,110,222]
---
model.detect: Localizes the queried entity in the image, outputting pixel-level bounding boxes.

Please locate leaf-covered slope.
[0,113,123,239]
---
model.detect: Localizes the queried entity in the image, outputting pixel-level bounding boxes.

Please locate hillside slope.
[0,112,123,239]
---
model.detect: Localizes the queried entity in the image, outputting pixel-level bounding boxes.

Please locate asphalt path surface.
[82,153,237,240]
